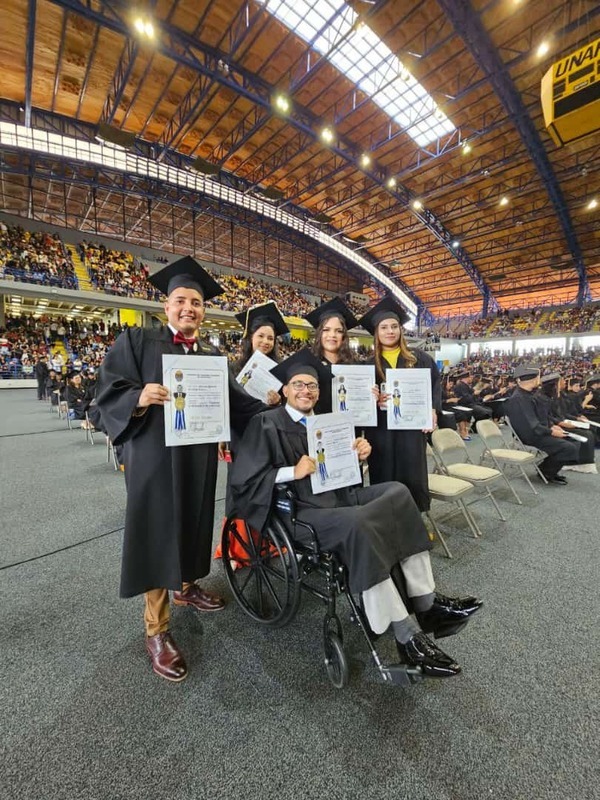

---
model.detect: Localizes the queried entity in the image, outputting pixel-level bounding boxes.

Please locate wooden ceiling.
[0,0,599,318]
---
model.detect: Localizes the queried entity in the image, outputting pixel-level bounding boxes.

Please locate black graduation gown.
[96,326,265,598]
[365,349,441,512]
[230,406,431,594]
[506,387,579,465]
[539,392,596,465]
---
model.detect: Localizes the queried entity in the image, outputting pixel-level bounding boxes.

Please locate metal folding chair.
[476,419,538,498]
[431,428,507,522]
[503,416,549,485]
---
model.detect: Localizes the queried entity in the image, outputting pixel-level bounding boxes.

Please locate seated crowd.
[0,223,77,289]
[459,304,600,339]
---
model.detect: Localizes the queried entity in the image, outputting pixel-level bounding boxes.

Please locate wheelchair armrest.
[274,483,297,520]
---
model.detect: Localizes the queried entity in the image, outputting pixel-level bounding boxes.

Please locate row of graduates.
[228,293,441,514]
[95,257,481,684]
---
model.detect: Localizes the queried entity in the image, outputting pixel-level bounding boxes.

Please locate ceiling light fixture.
[586,198,598,211]
[133,16,155,39]
[536,41,550,58]
[499,196,509,206]
[451,240,460,249]
[462,141,472,154]
[273,94,290,114]
[321,126,335,145]
[386,176,397,189]
[360,153,371,168]
[412,199,423,210]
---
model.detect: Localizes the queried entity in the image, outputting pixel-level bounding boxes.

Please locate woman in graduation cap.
[96,256,266,683]
[358,297,441,513]
[304,297,359,414]
[233,301,289,401]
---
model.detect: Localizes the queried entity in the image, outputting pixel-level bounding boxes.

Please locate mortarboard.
[514,365,540,381]
[148,256,224,300]
[585,374,600,386]
[270,347,332,387]
[540,372,560,384]
[454,369,470,379]
[235,302,289,338]
[357,296,410,335]
[304,297,358,331]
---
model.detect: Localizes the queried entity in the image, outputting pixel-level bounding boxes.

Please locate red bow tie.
[173,331,197,347]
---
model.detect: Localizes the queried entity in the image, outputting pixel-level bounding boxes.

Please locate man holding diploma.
[231,351,482,679]
[96,257,264,682]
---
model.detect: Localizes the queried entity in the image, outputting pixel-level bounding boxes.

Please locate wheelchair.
[221,485,423,689]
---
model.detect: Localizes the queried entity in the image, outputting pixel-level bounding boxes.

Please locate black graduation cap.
[235,302,289,338]
[357,296,410,335]
[541,372,560,384]
[586,373,600,386]
[148,256,224,300]
[303,297,358,331]
[270,347,332,387]
[514,365,540,381]
[454,369,471,379]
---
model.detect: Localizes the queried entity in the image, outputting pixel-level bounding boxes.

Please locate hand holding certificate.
[383,368,433,431]
[236,349,282,403]
[306,412,362,494]
[331,364,377,426]
[163,354,230,446]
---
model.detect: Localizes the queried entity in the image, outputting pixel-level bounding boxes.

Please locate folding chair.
[431,428,506,522]
[106,436,119,470]
[503,416,549,485]
[476,419,538,498]
[84,411,95,445]
[426,444,485,544]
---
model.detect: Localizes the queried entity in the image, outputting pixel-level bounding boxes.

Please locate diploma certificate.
[236,350,282,402]
[384,368,433,430]
[162,354,230,446]
[331,364,377,427]
[306,412,362,495]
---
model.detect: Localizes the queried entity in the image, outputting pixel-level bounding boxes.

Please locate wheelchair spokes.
[221,516,301,628]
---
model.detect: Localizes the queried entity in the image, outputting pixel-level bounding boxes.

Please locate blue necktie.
[299,416,307,426]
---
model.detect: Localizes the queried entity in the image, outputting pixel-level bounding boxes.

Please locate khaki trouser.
[144,582,193,637]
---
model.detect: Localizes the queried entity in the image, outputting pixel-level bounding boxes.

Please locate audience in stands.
[0,223,77,289]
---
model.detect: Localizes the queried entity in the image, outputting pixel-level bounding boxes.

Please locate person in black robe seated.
[231,350,482,679]
[453,370,492,427]
[506,365,579,485]
[534,373,597,474]
[580,374,600,434]
[96,257,265,683]
[45,369,64,406]
[66,372,93,428]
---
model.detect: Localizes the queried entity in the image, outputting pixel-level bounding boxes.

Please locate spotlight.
[273,94,290,114]
[321,126,335,145]
[536,41,550,58]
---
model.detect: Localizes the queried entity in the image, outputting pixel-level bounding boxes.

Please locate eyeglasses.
[290,380,319,392]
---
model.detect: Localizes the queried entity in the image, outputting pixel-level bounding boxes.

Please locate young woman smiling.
[359,297,441,513]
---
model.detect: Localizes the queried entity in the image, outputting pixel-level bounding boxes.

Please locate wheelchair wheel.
[221,515,301,628]
[323,632,349,689]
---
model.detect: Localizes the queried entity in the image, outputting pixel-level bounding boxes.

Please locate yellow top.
[381,347,401,368]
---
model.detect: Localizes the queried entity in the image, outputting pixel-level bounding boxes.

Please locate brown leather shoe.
[172,584,225,612]
[145,632,188,682]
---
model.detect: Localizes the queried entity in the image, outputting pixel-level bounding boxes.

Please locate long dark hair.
[235,319,280,375]
[311,313,355,364]
[373,323,416,383]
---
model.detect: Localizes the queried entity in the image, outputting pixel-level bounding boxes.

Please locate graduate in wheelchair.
[224,350,482,687]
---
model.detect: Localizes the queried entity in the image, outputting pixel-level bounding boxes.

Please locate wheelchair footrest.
[379,664,423,686]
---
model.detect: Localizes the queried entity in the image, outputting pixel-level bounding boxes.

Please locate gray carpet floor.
[1,389,599,800]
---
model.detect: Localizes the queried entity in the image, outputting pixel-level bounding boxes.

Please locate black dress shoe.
[416,593,483,638]
[540,473,568,484]
[396,632,461,678]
